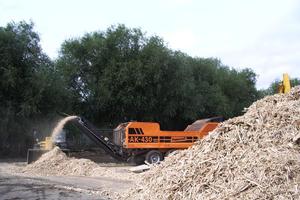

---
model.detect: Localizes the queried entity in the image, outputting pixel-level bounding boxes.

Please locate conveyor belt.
[70,117,128,161]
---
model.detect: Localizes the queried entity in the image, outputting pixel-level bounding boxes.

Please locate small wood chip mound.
[124,86,300,200]
[23,147,99,176]
[22,147,136,181]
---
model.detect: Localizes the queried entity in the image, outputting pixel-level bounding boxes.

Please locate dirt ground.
[0,161,134,200]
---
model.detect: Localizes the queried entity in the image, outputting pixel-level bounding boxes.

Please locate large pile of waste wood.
[125,87,300,199]
[23,147,135,181]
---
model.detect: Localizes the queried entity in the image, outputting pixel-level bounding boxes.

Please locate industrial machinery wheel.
[145,150,163,164]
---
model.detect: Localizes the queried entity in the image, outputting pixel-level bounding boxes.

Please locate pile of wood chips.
[23,147,136,181]
[124,87,300,200]
[23,147,99,176]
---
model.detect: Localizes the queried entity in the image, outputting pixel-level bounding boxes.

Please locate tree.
[57,24,259,129]
[0,21,70,156]
[0,21,261,157]
[262,77,300,95]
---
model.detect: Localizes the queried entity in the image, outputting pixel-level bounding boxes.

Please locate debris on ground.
[129,164,151,173]
[124,86,300,199]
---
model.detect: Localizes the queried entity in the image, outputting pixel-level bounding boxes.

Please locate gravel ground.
[0,161,134,200]
[0,174,105,200]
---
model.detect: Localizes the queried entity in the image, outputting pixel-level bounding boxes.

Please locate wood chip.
[122,86,300,200]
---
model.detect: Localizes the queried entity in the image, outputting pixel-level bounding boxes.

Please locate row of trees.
[57,24,259,129]
[262,78,300,95]
[0,21,281,157]
[0,22,72,156]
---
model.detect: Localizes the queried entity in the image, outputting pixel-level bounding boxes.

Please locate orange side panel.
[124,122,219,149]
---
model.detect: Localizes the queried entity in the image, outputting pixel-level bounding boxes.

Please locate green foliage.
[261,77,300,95]
[0,21,71,156]
[1,22,260,157]
[57,24,259,129]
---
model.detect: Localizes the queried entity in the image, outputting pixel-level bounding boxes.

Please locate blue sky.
[1,0,299,89]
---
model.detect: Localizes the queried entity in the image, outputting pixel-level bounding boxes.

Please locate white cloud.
[157,0,300,89]
[218,7,300,89]
[1,0,299,88]
[162,30,198,53]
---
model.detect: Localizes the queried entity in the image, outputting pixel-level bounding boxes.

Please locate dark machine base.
[27,148,70,164]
